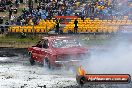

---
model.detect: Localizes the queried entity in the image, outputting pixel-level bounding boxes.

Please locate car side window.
[36,41,43,48]
[42,39,49,49]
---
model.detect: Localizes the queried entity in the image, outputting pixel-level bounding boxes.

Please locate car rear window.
[52,39,81,48]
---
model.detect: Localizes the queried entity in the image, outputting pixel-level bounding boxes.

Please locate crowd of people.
[15,0,84,25]
[0,0,116,26]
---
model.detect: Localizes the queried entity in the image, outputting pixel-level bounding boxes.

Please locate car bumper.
[55,59,80,64]
[54,59,85,67]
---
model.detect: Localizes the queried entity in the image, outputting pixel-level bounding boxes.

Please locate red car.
[28,36,90,69]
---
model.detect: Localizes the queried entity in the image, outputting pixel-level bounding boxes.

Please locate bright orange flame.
[78,66,86,76]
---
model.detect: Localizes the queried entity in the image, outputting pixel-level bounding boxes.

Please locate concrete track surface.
[0,48,131,88]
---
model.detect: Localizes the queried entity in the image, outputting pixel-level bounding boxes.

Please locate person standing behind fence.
[55,20,60,34]
[0,17,3,24]
[5,20,9,33]
[9,5,13,19]
[0,26,4,34]
[74,19,78,34]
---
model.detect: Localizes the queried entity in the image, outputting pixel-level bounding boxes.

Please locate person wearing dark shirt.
[20,32,26,38]
[5,20,9,32]
[55,20,60,34]
[74,19,78,33]
[81,15,85,21]
[35,0,38,3]
[0,26,4,34]
[15,0,19,7]
[0,17,3,24]
[20,0,23,3]
[9,8,13,19]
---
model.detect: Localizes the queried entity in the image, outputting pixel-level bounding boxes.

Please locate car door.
[32,40,43,62]
[38,39,50,63]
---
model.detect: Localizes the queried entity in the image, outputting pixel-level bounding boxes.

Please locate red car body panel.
[28,36,89,67]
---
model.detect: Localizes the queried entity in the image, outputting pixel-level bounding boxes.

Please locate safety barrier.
[8,18,132,33]
[63,18,132,33]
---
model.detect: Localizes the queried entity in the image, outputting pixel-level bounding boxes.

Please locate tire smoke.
[82,35,132,74]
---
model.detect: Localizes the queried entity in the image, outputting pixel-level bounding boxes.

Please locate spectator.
[9,5,13,19]
[0,26,4,34]
[13,7,18,14]
[15,0,20,7]
[10,15,15,24]
[5,20,9,31]
[0,17,3,24]
[35,0,38,3]
[1,0,117,26]
[74,19,78,34]
[81,14,85,21]
[55,20,60,34]
[20,32,26,38]
[6,0,12,5]
[20,0,23,3]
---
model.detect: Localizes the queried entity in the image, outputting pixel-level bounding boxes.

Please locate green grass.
[79,36,111,45]
[0,34,111,45]
[81,39,110,45]
[0,35,39,43]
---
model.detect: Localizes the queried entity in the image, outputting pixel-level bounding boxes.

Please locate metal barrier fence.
[1,20,132,34]
[0,25,51,33]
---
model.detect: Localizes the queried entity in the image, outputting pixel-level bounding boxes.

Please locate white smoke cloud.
[82,35,132,74]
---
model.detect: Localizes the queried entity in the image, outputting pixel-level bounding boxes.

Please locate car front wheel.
[43,58,52,69]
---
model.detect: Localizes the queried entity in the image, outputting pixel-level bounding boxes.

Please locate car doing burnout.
[28,36,90,69]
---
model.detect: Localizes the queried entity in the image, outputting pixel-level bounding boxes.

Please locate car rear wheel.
[30,57,35,66]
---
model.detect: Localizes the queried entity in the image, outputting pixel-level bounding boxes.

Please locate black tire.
[43,58,52,69]
[29,53,35,66]
[76,76,86,86]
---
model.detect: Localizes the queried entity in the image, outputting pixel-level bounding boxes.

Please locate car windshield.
[52,39,81,48]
